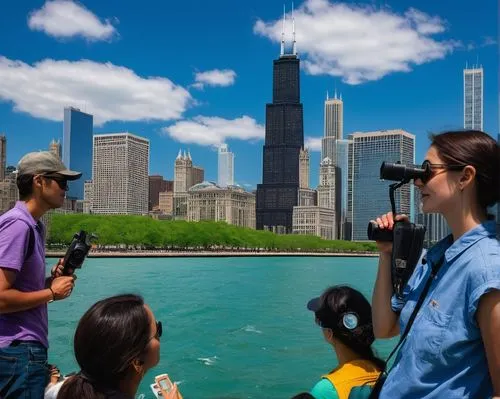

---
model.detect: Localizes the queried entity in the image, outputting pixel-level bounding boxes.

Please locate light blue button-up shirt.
[381,220,500,399]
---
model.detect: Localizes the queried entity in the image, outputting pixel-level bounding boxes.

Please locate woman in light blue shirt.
[371,130,500,398]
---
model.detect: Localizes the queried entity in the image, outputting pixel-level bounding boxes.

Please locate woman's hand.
[370,212,409,254]
[161,383,182,399]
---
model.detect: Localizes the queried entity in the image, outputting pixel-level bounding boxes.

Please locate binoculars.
[367,161,428,242]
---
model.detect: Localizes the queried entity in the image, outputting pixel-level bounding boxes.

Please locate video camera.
[62,230,97,275]
[367,162,428,298]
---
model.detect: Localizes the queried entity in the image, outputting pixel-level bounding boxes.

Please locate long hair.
[57,294,151,399]
[315,286,386,371]
[430,130,500,212]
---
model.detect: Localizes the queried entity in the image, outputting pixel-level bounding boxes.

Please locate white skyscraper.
[321,91,343,163]
[464,66,483,131]
[92,133,149,215]
[218,143,234,187]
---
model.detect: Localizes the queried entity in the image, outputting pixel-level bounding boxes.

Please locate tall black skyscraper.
[256,11,303,233]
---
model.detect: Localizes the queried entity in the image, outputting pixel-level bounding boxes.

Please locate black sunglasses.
[42,174,69,191]
[420,160,466,184]
[154,321,162,340]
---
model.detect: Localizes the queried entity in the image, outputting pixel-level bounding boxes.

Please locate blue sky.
[0,0,497,190]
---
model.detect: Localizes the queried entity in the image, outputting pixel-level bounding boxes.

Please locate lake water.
[46,256,396,399]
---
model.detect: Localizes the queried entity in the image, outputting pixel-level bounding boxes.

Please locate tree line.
[47,214,378,252]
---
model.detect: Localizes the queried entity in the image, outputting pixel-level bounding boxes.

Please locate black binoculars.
[62,230,97,274]
[377,161,431,183]
[367,161,428,242]
[367,161,427,297]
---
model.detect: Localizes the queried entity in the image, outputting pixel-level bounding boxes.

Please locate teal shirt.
[311,379,339,399]
[311,379,373,399]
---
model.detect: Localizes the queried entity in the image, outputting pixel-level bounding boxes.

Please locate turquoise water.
[46,256,395,399]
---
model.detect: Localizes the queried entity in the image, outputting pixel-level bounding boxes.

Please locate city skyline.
[0,0,497,190]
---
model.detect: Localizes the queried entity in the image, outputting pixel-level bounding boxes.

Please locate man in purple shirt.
[0,151,81,398]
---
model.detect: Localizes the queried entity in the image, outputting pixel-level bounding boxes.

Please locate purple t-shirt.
[0,201,48,348]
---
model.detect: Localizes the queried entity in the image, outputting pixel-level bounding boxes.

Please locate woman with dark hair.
[307,285,383,399]
[56,294,180,399]
[371,130,500,398]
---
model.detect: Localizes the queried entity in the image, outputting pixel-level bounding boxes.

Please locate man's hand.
[50,258,64,278]
[50,258,75,279]
[50,276,75,301]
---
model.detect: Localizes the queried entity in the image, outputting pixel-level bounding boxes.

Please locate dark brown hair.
[57,294,151,399]
[16,174,34,200]
[315,286,385,371]
[430,130,500,211]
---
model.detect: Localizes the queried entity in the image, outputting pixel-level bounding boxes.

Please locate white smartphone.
[155,374,174,394]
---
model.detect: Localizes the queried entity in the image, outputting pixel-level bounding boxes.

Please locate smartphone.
[155,374,174,393]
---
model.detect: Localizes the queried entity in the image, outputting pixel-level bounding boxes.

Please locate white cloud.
[464,36,497,51]
[481,36,497,47]
[254,0,458,84]
[0,57,192,125]
[163,115,264,146]
[305,136,322,152]
[28,0,117,41]
[193,69,237,89]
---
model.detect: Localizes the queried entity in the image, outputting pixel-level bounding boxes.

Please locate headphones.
[341,312,359,330]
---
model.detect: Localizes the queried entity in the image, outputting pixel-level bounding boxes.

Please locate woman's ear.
[131,358,144,373]
[323,328,334,343]
[460,165,476,189]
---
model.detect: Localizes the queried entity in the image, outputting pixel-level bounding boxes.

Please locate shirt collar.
[14,201,38,227]
[426,220,497,265]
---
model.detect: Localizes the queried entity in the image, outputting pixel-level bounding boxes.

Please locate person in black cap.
[306,286,384,399]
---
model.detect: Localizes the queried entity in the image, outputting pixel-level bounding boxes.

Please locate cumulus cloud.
[28,0,117,41]
[0,57,192,125]
[193,69,237,89]
[254,0,458,84]
[305,136,322,152]
[163,115,264,146]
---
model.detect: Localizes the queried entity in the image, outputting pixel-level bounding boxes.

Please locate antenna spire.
[292,2,296,55]
[280,5,285,56]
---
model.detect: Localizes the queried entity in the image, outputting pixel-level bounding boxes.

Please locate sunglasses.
[420,160,466,184]
[42,174,69,191]
[153,321,162,341]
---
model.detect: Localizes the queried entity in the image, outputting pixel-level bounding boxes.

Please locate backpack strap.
[25,224,35,262]
[16,219,35,263]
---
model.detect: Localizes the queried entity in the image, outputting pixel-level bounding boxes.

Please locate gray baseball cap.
[17,151,82,180]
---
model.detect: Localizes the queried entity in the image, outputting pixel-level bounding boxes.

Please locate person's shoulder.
[464,236,500,271]
[311,378,339,399]
[0,211,32,235]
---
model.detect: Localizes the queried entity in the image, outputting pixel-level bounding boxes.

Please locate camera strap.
[369,254,445,398]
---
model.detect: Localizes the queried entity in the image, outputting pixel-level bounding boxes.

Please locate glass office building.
[347,130,415,241]
[62,107,93,199]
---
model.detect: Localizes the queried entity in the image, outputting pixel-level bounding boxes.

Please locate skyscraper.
[317,157,337,239]
[299,147,309,189]
[63,107,93,199]
[49,139,62,159]
[321,91,343,162]
[256,10,303,233]
[149,175,173,211]
[92,133,149,215]
[173,150,204,218]
[217,144,234,187]
[336,139,352,239]
[464,66,483,131]
[347,130,415,241]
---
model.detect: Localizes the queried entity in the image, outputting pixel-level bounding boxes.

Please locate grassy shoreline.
[46,250,379,258]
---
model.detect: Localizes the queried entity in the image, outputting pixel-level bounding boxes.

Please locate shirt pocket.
[414,304,452,363]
